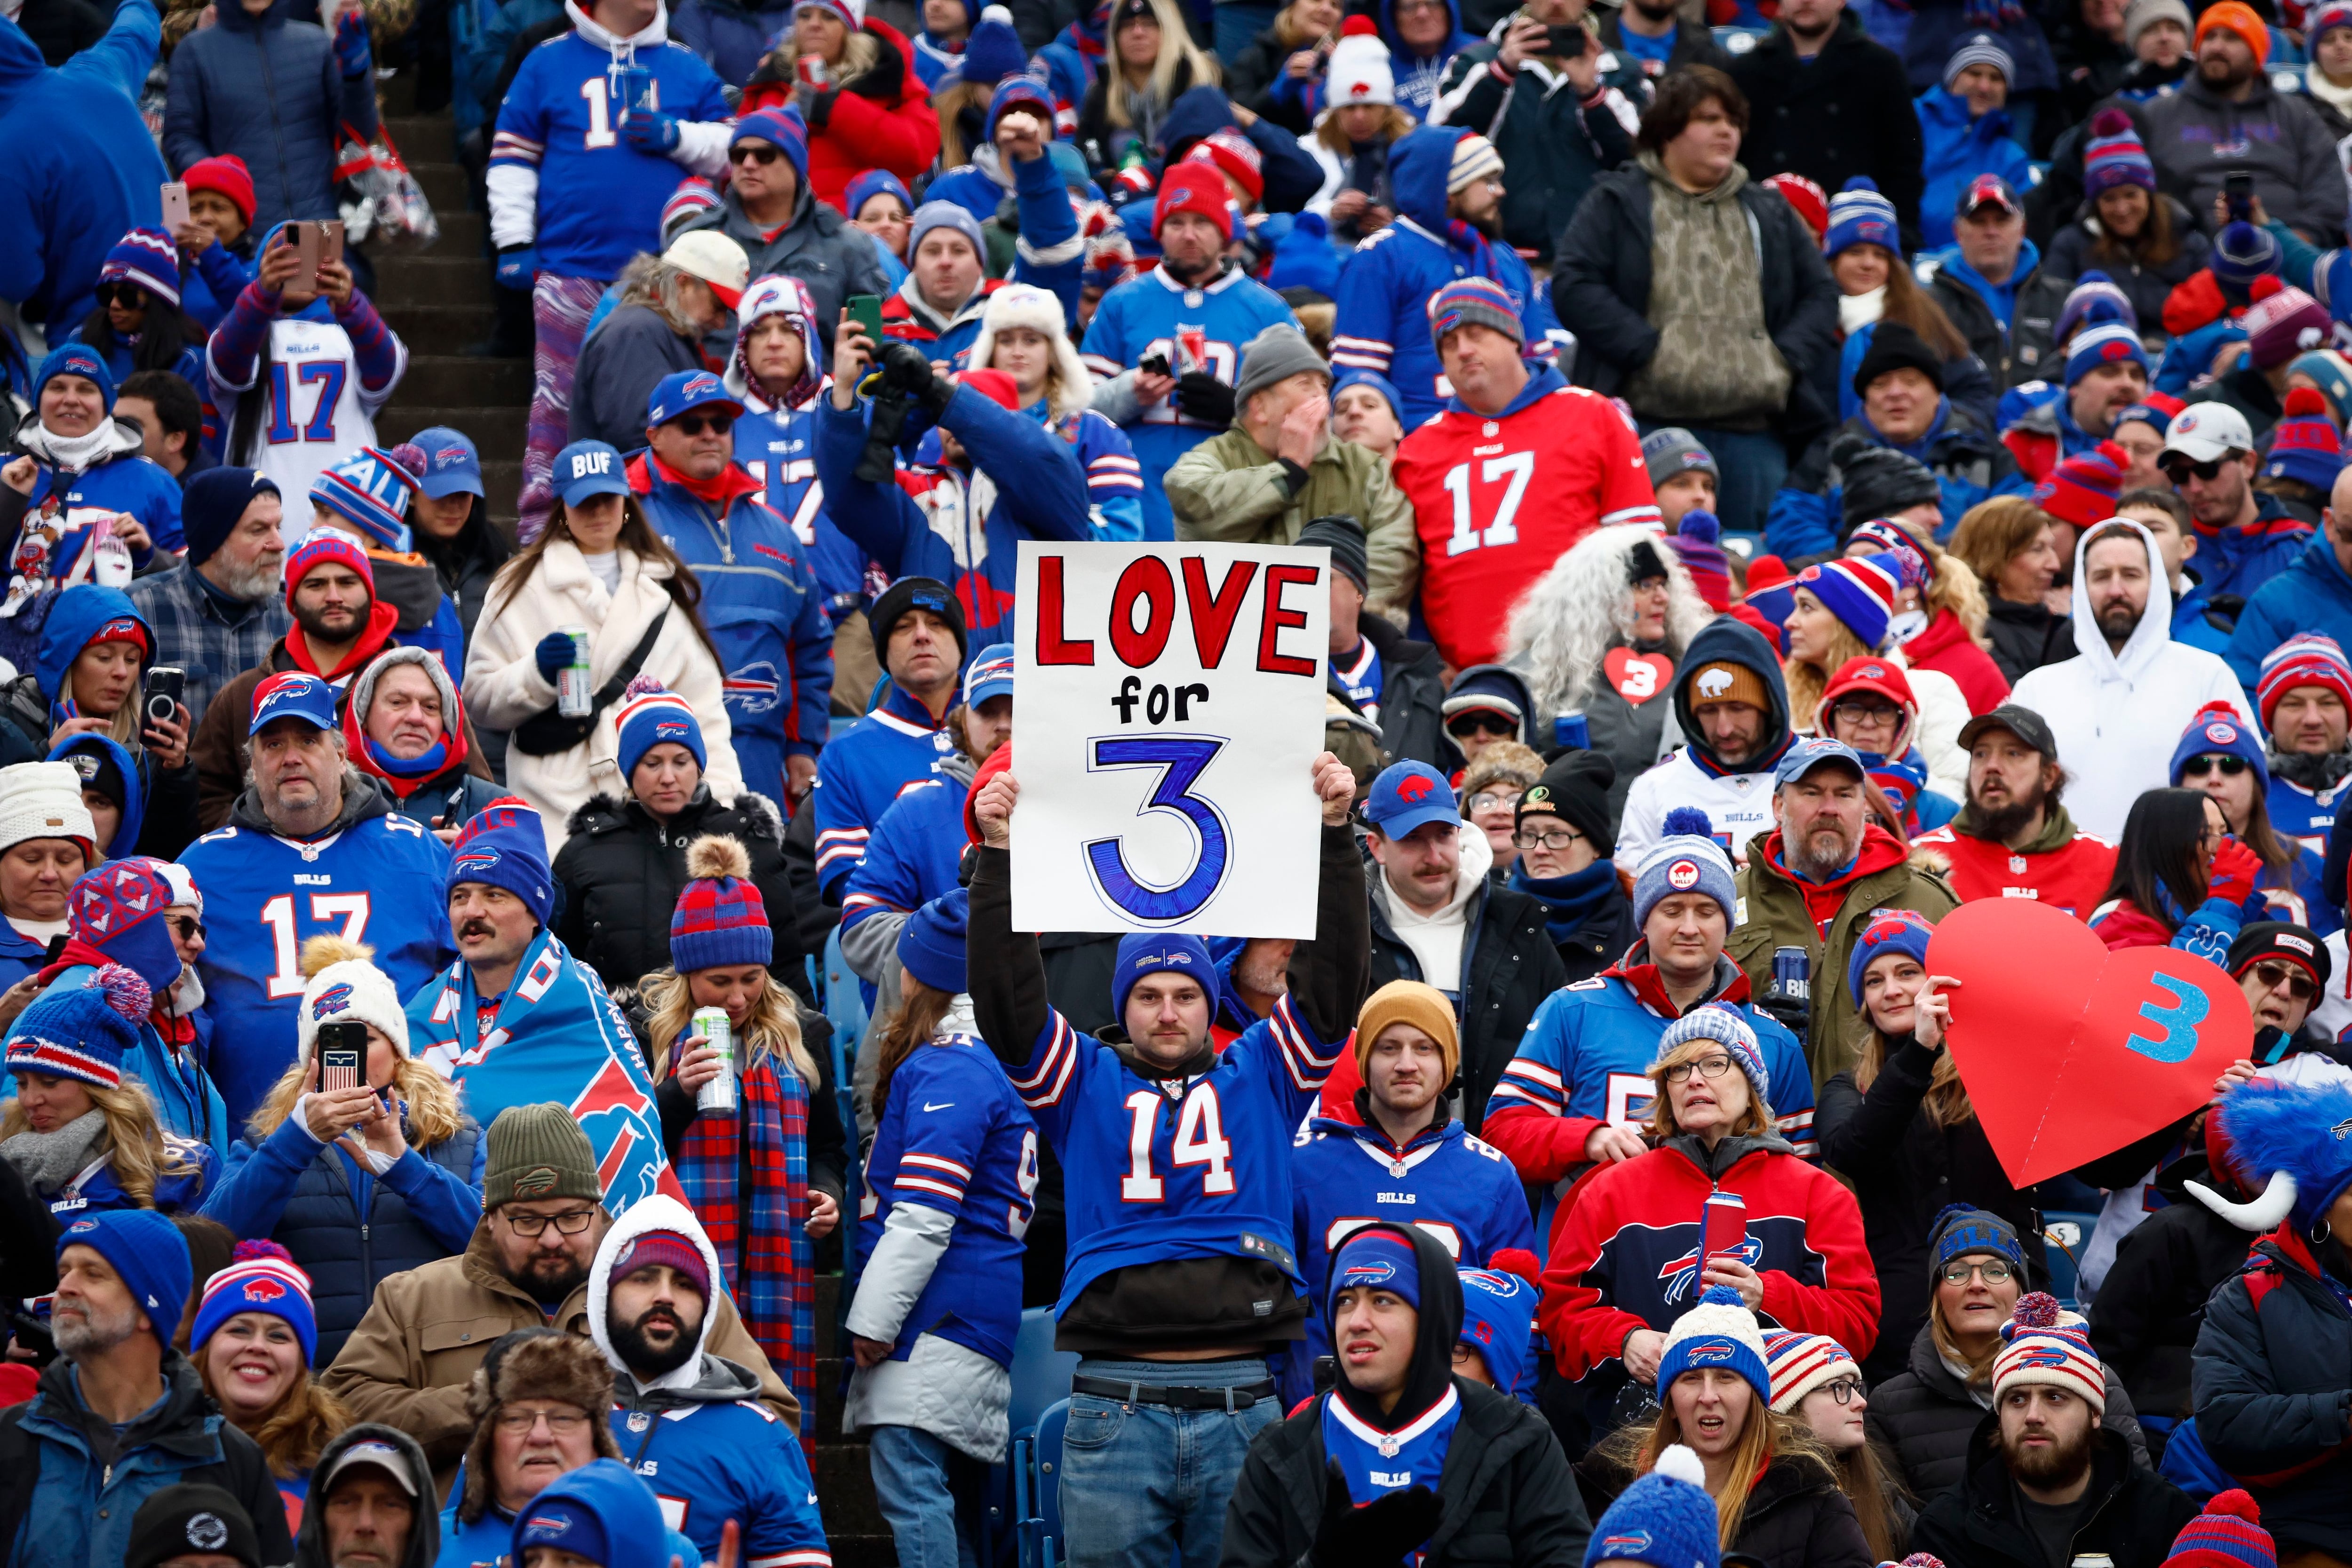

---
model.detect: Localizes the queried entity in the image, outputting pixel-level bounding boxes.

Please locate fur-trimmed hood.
[585,1194,727,1392]
[1505,523,1712,720]
[564,787,784,842]
[457,1329,623,1524]
[967,281,1094,419]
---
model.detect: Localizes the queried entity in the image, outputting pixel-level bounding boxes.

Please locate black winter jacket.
[1818,1035,2045,1383]
[1909,1421,2198,1568]
[1926,260,2073,387]
[2088,1152,2257,1422]
[1216,1377,1591,1567]
[1429,17,1634,265]
[1335,612,1447,773]
[2192,1233,2352,1559]
[2042,203,2213,328]
[1224,22,1317,135]
[1726,11,1925,240]
[1551,163,1841,453]
[1867,1322,2150,1500]
[555,788,809,1004]
[1578,1442,1871,1568]
[1367,860,1567,1133]
[1983,592,2077,685]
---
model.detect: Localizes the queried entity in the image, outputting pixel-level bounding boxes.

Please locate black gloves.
[1310,1460,1441,1568]
[1175,370,1235,430]
[881,340,954,416]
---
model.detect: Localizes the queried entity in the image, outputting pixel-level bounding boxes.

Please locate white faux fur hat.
[296,934,411,1063]
[967,282,1095,418]
[0,759,94,858]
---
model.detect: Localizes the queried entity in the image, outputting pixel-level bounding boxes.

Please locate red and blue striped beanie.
[669,834,770,974]
[2255,632,2352,729]
[614,676,705,781]
[193,1239,317,1364]
[100,228,184,309]
[2163,1491,2276,1568]
[1427,277,1523,349]
[5,962,149,1091]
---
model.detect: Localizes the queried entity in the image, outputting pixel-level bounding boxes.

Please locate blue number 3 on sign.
[2126,971,2210,1065]
[1083,736,1232,925]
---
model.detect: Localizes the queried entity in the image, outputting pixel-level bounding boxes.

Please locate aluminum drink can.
[693,1007,736,1114]
[556,625,593,717]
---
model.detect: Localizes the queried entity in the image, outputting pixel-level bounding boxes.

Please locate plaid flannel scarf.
[678,1051,815,1457]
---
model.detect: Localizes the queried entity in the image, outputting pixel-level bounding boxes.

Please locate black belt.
[1071,1375,1278,1410]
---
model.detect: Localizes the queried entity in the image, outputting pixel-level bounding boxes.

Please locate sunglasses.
[97,284,147,308]
[731,143,784,166]
[2163,455,2230,484]
[1447,712,1516,738]
[2179,754,2249,777]
[167,915,205,941]
[2249,958,2319,1002]
[669,412,734,436]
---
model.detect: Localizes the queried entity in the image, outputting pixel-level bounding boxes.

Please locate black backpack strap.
[509,607,670,758]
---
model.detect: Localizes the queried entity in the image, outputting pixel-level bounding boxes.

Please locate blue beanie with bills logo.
[1328,1224,1422,1319]
[1633,808,1736,928]
[448,797,554,927]
[1654,1283,1772,1402]
[1111,931,1216,1025]
[1583,1442,1720,1568]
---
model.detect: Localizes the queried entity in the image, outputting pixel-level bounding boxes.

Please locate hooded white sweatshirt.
[2010,519,2255,842]
[1381,822,1492,993]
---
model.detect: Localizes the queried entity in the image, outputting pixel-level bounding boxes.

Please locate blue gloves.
[623,108,682,154]
[495,246,535,291]
[535,631,579,682]
[334,8,371,78]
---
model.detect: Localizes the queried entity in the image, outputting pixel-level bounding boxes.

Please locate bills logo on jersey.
[1657,1234,1763,1303]
[310,983,355,1019]
[241,1276,289,1303]
[722,663,784,715]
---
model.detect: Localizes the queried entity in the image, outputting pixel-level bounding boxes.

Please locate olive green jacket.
[1164,429,1418,623]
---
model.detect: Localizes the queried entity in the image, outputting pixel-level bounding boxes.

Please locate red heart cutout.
[1923,899,2252,1186]
[1604,646,1674,706]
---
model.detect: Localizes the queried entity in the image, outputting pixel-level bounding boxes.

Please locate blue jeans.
[1213,2,1276,61]
[869,1425,986,1568]
[1640,422,1789,540]
[1059,1357,1279,1568]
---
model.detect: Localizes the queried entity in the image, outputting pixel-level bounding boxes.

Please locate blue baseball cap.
[1364,759,1458,838]
[646,369,744,429]
[552,441,631,509]
[248,671,339,735]
[1774,736,1867,789]
[411,426,484,500]
[962,643,1014,709]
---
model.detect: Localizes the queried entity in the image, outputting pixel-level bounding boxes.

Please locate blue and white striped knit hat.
[1655,1003,1767,1105]
[1943,32,2015,88]
[1632,808,1736,927]
[1824,178,1899,259]
[310,446,419,551]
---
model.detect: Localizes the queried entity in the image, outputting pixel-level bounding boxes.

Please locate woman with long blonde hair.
[197,936,481,1364]
[1076,0,1219,161]
[640,834,844,1432]
[0,963,208,1211]
[191,1241,354,1529]
[1585,1288,1872,1568]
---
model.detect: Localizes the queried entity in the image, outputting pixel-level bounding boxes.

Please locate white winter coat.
[462,540,744,855]
[2010,519,2255,842]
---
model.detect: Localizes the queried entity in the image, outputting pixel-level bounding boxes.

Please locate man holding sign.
[967,741,1364,1568]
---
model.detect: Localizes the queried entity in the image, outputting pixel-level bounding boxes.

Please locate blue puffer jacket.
[2193,1233,2352,1560]
[163,0,380,235]
[1915,87,2036,252]
[2226,533,2352,688]
[2177,493,2313,641]
[669,0,791,88]
[199,1107,484,1365]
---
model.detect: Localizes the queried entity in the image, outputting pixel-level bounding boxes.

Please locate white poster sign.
[1009,539,1330,937]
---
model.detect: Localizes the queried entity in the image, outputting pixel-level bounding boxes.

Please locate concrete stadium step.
[373,255,495,308]
[380,113,457,166]
[379,301,499,348]
[377,405,524,449]
[392,354,532,406]
[413,162,471,213]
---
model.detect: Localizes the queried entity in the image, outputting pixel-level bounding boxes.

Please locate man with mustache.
[325,1108,795,1492]
[1911,1291,2196,1568]
[0,1211,295,1568]
[586,1197,826,1568]
[1912,705,2118,917]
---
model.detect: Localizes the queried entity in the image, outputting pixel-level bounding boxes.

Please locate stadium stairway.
[360,74,894,1560]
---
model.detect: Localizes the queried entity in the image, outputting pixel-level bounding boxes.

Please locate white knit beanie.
[0,760,95,858]
[296,936,412,1064]
[1324,29,1395,107]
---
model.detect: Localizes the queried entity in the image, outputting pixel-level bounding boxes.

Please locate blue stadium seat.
[822,925,868,1060]
[1009,1307,1078,1436]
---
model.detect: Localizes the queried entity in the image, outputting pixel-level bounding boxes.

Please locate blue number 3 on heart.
[2125,971,2209,1064]
[1083,736,1231,925]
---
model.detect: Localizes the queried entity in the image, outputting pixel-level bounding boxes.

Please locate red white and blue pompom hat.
[1990,1291,2106,1411]
[1796,554,1904,652]
[99,227,184,309]
[4,962,151,1090]
[2256,633,2352,731]
[310,446,421,551]
[615,675,706,781]
[2161,1490,2277,1568]
[192,1238,318,1365]
[1763,1329,1859,1413]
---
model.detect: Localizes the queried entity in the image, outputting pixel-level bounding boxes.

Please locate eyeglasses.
[1465,790,1521,814]
[1815,1377,1866,1406]
[2179,754,2249,778]
[167,915,205,941]
[1512,826,1584,852]
[669,412,735,436]
[1939,1258,2015,1285]
[500,1207,598,1236]
[2162,455,2231,485]
[1831,701,1902,725]
[493,1408,591,1434]
[731,143,784,166]
[1662,1054,1737,1083]
[2249,958,2319,1002]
